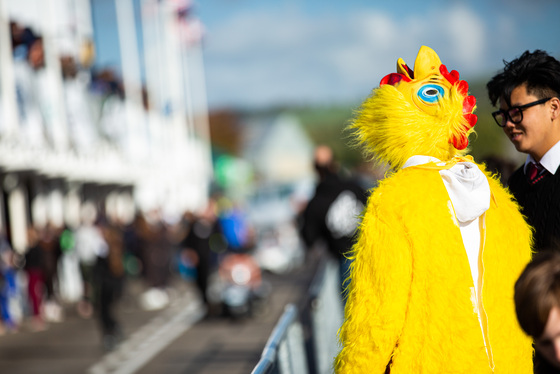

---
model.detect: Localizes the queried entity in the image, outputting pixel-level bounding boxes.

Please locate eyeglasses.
[492,97,553,127]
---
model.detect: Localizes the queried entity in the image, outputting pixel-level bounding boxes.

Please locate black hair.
[487,50,560,107]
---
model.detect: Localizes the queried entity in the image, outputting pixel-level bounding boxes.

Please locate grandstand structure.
[0,0,212,252]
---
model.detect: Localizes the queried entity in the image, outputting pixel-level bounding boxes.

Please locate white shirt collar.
[525,140,560,175]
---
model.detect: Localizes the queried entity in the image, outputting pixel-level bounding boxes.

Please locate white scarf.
[402,155,491,288]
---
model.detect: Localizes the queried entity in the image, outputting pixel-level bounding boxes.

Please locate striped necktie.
[527,162,545,184]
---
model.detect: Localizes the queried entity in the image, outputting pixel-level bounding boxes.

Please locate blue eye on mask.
[418,84,444,103]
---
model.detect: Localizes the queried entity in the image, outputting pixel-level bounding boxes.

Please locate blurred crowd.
[0,15,226,353]
[0,18,303,352]
[0,193,260,347]
[6,18,149,156]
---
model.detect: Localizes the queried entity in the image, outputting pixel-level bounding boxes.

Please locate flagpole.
[140,0,165,159]
[191,39,213,190]
[42,0,70,152]
[115,0,145,161]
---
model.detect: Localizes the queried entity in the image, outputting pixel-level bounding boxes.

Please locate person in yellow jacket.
[334,46,534,373]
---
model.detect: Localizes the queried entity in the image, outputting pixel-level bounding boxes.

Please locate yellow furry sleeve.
[335,196,412,373]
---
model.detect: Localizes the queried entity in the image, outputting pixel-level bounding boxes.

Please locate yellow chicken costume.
[334,46,533,373]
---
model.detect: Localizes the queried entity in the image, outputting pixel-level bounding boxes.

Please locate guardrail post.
[310,258,343,374]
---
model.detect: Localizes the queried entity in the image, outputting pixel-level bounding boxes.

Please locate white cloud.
[348,4,488,76]
[438,4,486,69]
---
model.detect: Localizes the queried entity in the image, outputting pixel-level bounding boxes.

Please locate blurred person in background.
[93,216,125,352]
[173,211,197,281]
[36,224,63,323]
[56,224,83,309]
[0,234,19,333]
[10,21,36,54]
[299,145,368,303]
[144,210,173,291]
[24,227,46,331]
[218,197,254,253]
[90,68,127,149]
[132,210,173,311]
[74,203,107,318]
[515,251,560,373]
[12,30,46,148]
[181,196,227,314]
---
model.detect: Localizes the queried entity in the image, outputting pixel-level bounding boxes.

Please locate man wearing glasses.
[487,50,560,252]
[487,50,560,374]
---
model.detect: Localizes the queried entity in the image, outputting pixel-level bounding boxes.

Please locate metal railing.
[307,259,344,374]
[251,304,308,374]
[251,256,343,374]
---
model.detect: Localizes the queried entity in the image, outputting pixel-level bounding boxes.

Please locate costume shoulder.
[366,166,448,213]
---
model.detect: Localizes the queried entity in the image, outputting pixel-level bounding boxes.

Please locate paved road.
[0,254,320,374]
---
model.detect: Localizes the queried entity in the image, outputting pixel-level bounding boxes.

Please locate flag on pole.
[178,16,204,46]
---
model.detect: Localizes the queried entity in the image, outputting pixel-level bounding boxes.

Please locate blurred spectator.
[0,235,19,333]
[515,251,560,373]
[74,203,107,318]
[122,213,143,277]
[78,38,96,69]
[218,197,254,252]
[139,211,172,289]
[36,224,63,323]
[299,145,368,303]
[181,197,227,310]
[94,219,125,351]
[10,21,37,58]
[129,211,173,311]
[128,213,152,283]
[24,227,46,331]
[56,225,82,305]
[89,68,127,148]
[27,37,45,70]
[168,211,196,280]
[13,33,47,148]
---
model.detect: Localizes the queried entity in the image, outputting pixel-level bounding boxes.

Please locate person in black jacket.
[93,219,125,352]
[300,145,368,303]
[487,50,560,253]
[488,50,560,374]
[181,197,225,310]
